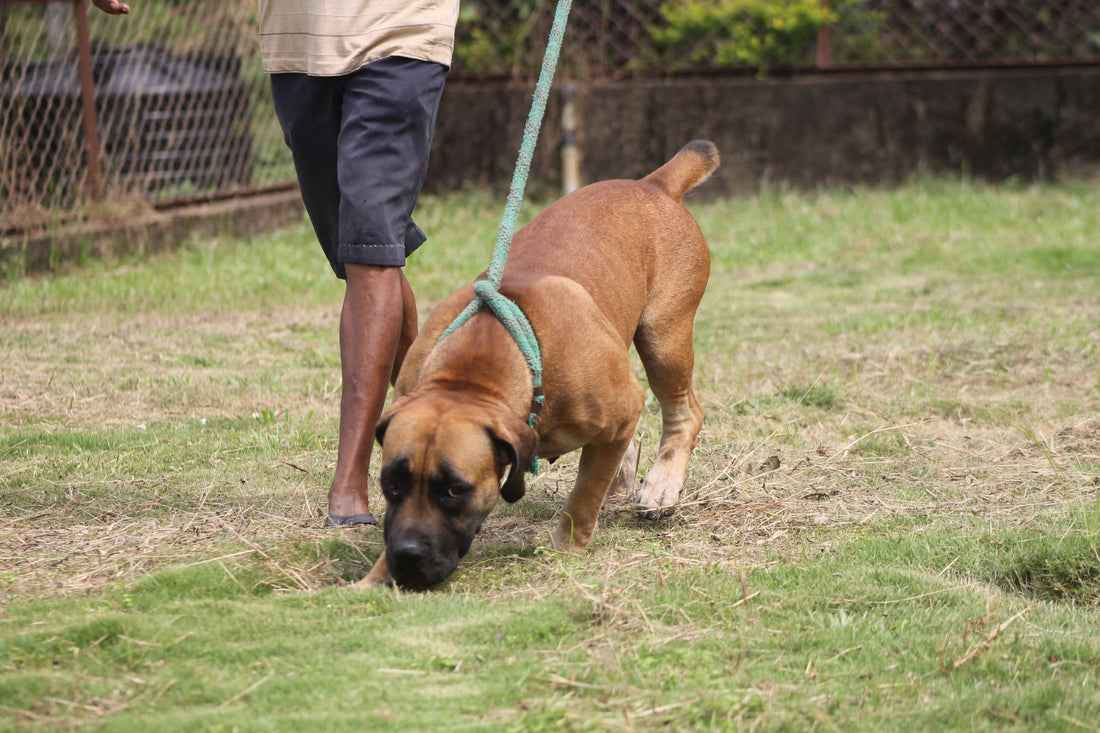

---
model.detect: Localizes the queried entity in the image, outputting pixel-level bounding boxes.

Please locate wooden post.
[73,0,104,200]
[561,83,580,195]
[817,0,833,69]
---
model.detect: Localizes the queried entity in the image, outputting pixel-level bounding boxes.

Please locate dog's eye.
[379,461,411,502]
[429,466,473,509]
[435,483,471,509]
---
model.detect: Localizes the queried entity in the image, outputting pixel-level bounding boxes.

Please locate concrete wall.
[7,189,305,276]
[426,65,1100,198]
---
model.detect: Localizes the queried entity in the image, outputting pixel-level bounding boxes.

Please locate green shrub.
[650,0,836,72]
[454,0,553,76]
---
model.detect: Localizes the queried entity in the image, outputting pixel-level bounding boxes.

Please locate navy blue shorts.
[271,57,448,278]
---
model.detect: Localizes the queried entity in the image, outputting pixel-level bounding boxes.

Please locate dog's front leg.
[355,550,395,588]
[551,439,633,554]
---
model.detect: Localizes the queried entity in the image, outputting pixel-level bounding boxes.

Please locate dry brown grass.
[4,291,1099,605]
[2,305,342,426]
[3,187,1100,610]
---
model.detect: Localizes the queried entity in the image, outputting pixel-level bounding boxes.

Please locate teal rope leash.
[487,0,574,287]
[440,0,574,472]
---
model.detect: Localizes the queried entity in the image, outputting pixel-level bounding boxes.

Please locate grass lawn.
[2,181,1099,731]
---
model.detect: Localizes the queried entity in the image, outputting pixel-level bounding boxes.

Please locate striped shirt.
[258,0,460,76]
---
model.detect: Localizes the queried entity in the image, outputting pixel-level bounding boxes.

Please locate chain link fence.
[823,0,1100,67]
[457,0,1100,77]
[3,0,1100,233]
[1,0,288,234]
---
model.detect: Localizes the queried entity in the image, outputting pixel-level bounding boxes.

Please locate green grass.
[2,180,1099,730]
[2,521,1098,730]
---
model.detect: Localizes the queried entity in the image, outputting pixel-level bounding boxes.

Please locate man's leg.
[325,59,443,525]
[326,265,417,524]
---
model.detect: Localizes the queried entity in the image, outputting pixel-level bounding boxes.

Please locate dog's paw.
[634,473,682,520]
[635,503,677,521]
[634,441,694,519]
[550,523,592,556]
[353,574,393,589]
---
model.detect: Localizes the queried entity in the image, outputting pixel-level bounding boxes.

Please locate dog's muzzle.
[385,532,463,589]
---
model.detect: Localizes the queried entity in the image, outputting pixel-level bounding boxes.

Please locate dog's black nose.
[385,531,463,588]
[388,537,429,572]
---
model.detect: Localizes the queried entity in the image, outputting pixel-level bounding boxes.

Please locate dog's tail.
[644,140,721,202]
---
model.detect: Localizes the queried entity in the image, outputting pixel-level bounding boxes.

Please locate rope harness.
[438,0,574,472]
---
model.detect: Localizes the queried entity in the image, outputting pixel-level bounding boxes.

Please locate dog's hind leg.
[632,316,705,520]
[608,437,639,495]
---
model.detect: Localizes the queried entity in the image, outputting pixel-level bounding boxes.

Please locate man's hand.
[91,0,130,14]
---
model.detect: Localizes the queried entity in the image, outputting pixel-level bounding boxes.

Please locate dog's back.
[506,139,719,264]
[401,140,722,384]
[500,141,719,344]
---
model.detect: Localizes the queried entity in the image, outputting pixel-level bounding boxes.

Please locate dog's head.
[374,392,538,588]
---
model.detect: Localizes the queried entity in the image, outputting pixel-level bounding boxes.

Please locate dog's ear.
[374,410,397,447]
[374,396,413,446]
[375,412,393,446]
[487,413,539,503]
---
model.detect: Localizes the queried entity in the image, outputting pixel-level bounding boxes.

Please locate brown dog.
[358,140,720,588]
